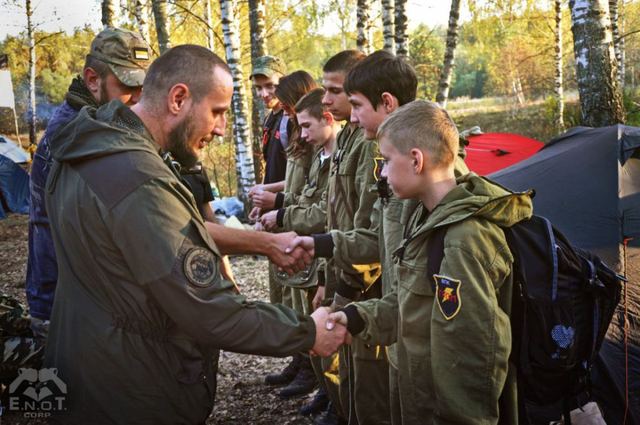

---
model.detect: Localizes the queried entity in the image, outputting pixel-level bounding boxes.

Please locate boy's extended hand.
[310,307,349,356]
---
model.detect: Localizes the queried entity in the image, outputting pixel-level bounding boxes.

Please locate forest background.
[1,0,638,198]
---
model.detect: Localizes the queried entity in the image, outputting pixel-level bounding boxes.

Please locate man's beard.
[98,78,110,106]
[167,114,199,169]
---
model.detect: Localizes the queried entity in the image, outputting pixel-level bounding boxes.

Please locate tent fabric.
[463,132,543,175]
[0,135,30,163]
[0,153,29,218]
[490,124,640,425]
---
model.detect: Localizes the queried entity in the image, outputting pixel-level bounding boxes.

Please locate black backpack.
[426,215,624,425]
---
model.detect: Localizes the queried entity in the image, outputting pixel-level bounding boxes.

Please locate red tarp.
[464,132,544,175]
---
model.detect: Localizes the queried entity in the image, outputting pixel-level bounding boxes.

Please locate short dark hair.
[274,70,318,110]
[84,55,111,79]
[344,50,417,108]
[295,88,327,121]
[322,50,366,74]
[141,44,230,108]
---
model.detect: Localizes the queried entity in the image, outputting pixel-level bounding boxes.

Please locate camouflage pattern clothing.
[0,294,44,385]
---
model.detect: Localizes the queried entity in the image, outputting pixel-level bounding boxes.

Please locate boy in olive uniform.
[329,100,532,425]
[293,51,469,425]
[312,51,389,425]
[260,88,339,402]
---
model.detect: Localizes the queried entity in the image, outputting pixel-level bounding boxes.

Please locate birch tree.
[26,0,36,145]
[609,0,624,87]
[570,0,624,126]
[381,0,395,53]
[356,0,372,54]
[435,0,462,107]
[102,0,118,28]
[248,0,267,182]
[133,0,151,44]
[220,0,256,200]
[394,0,409,58]
[152,0,171,54]
[554,0,565,130]
[205,0,216,51]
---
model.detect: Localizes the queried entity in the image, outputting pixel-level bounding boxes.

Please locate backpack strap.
[427,225,448,279]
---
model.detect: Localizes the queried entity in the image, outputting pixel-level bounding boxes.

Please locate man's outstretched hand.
[268,232,313,275]
[310,307,349,357]
[285,235,315,258]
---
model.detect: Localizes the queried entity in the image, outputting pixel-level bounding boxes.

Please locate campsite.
[1,0,640,424]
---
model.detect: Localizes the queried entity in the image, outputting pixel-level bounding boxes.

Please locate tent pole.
[12,107,22,146]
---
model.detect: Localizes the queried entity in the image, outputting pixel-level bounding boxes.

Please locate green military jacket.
[323,124,379,299]
[353,174,533,425]
[44,101,316,425]
[282,145,314,207]
[280,146,331,235]
[331,157,469,368]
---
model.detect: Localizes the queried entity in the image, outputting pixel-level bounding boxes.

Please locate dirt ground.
[0,213,317,424]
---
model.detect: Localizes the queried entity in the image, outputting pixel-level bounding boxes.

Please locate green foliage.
[623,87,640,126]
[409,24,444,101]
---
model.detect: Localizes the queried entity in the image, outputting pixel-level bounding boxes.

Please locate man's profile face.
[168,66,233,168]
[321,71,350,122]
[379,136,417,199]
[252,74,280,110]
[348,91,388,140]
[98,72,143,106]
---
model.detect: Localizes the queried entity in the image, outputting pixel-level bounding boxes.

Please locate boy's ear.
[322,111,334,124]
[410,148,425,174]
[380,92,399,114]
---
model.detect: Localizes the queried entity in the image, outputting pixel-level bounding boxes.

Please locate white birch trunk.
[152,0,171,54]
[102,0,118,28]
[394,0,408,58]
[26,0,36,146]
[555,0,565,130]
[248,0,267,182]
[220,0,256,200]
[436,0,462,107]
[133,0,151,44]
[570,0,625,126]
[381,0,395,54]
[205,0,216,51]
[356,0,372,54]
[609,0,621,84]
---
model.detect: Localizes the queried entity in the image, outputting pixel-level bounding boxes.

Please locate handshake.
[258,230,316,276]
[309,306,352,357]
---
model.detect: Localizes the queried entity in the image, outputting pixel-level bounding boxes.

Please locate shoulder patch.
[183,247,218,288]
[434,275,461,320]
[373,157,385,182]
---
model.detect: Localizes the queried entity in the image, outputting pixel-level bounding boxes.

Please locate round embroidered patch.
[183,247,218,288]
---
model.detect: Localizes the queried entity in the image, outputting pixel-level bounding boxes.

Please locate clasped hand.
[309,307,352,357]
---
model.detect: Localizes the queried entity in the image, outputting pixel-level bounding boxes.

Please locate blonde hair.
[377,100,459,167]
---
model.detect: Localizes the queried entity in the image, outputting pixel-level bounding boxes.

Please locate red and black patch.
[373,157,385,182]
[434,275,461,320]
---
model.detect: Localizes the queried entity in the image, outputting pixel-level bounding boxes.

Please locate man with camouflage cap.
[26,27,151,337]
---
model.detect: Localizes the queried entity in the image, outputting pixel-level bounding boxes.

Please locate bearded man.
[43,44,346,425]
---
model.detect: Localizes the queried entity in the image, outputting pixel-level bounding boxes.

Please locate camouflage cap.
[88,27,151,87]
[251,55,287,79]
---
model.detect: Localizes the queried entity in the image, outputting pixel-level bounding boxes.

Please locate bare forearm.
[205,222,271,256]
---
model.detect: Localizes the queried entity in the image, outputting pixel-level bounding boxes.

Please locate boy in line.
[328,100,532,424]
[260,88,339,404]
[290,51,469,425]
[313,50,389,425]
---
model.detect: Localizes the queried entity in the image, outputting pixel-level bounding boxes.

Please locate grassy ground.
[448,94,580,143]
